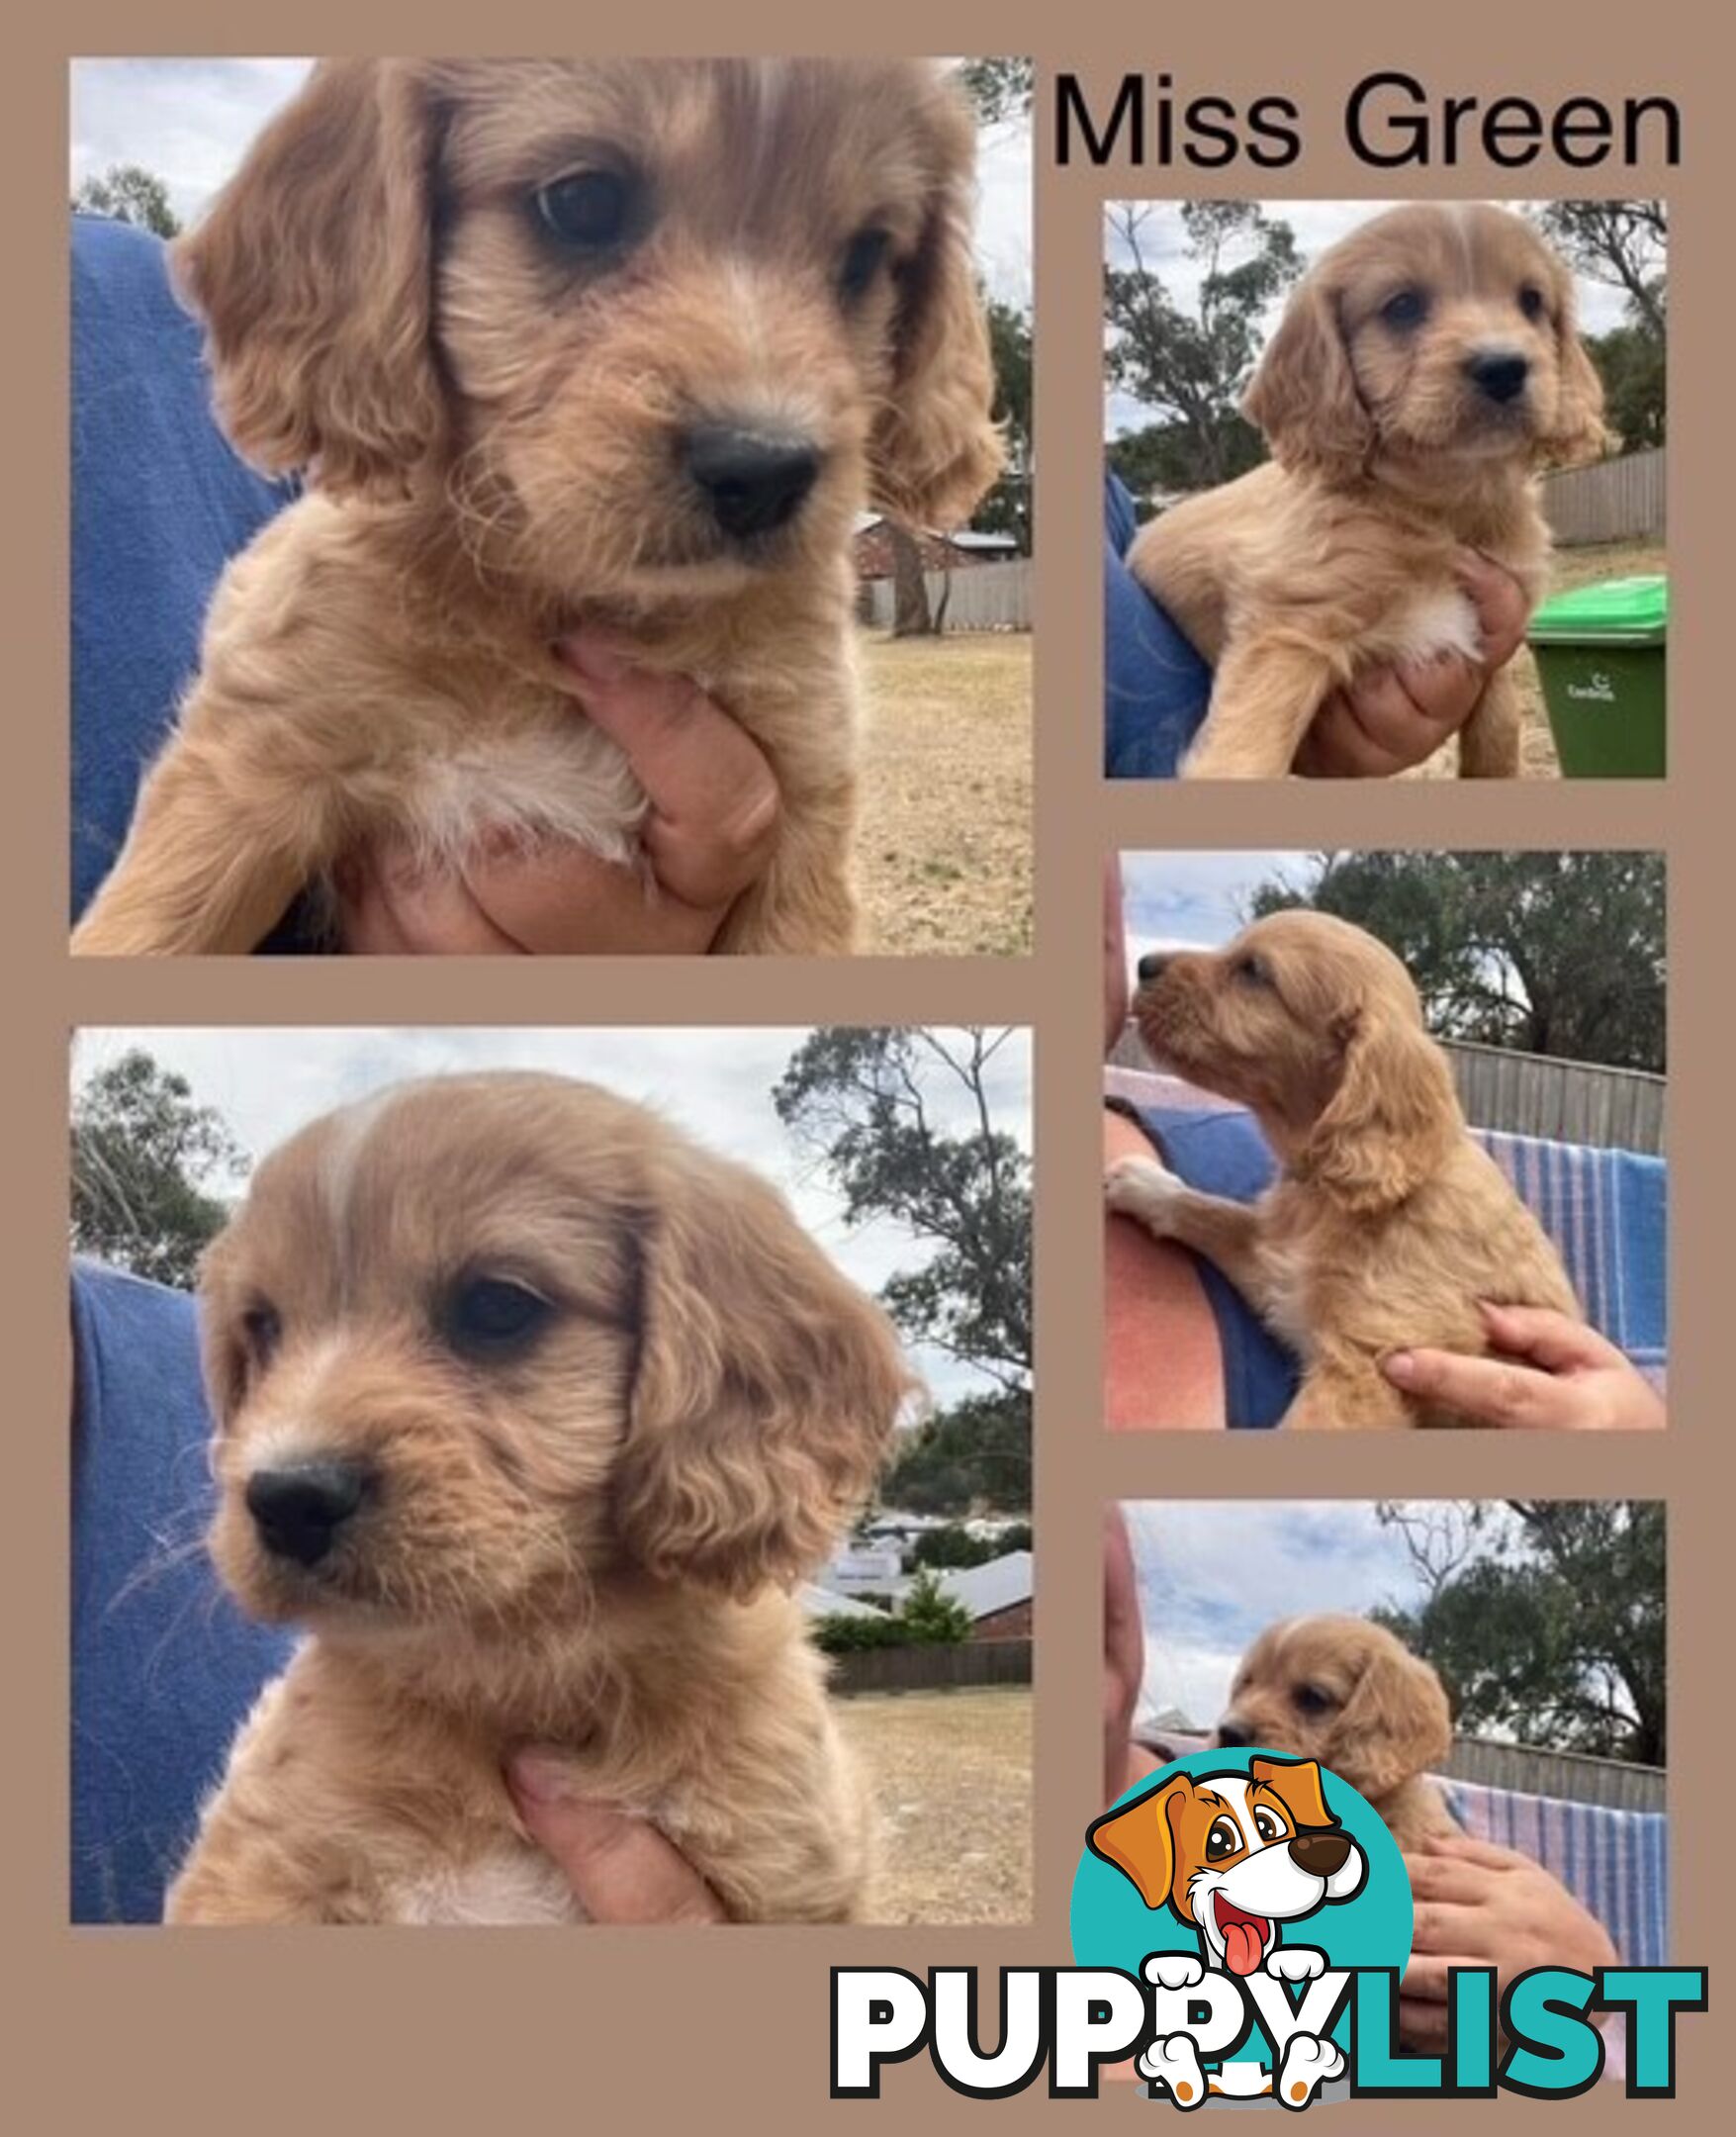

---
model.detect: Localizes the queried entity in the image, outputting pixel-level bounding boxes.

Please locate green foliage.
[1536,200,1667,340]
[71,1050,247,1288]
[1246,852,1666,1071]
[957,57,1035,125]
[1107,418,1265,513]
[1586,323,1667,451]
[810,1611,907,1654]
[1106,201,1302,488]
[1372,1501,1664,1765]
[880,1390,1031,1517]
[908,1521,1032,1569]
[981,298,1034,552]
[896,1568,974,1645]
[72,163,181,238]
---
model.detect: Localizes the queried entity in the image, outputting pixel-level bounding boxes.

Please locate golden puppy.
[1105,910,1583,1428]
[166,1072,912,1922]
[73,59,1001,955]
[1214,1617,1457,1852]
[1128,203,1605,779]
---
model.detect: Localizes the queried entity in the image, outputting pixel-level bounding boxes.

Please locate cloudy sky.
[1118,850,1316,975]
[74,1025,1031,1410]
[1121,1499,1522,1730]
[67,58,1032,309]
[1103,199,1639,436]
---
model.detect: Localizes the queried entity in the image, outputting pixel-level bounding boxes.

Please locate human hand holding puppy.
[507,1753,727,1924]
[340,633,780,955]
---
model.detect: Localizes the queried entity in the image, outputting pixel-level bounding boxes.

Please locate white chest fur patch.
[1378,585,1484,667]
[401,722,648,875]
[386,1847,587,1926]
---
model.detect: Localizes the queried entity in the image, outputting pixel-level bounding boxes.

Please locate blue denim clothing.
[1103,472,1212,779]
[70,1260,292,1922]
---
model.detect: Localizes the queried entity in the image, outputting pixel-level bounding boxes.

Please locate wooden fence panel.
[1442,1042,1666,1155]
[1442,1737,1665,1812]
[860,558,1032,632]
[827,1637,1033,1696]
[1541,448,1666,545]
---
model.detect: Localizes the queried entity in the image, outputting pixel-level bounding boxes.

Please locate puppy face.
[1132,910,1460,1209]
[198,1073,910,1634]
[174,58,1002,606]
[1244,203,1606,483]
[1088,1757,1365,1975]
[1215,1617,1454,1809]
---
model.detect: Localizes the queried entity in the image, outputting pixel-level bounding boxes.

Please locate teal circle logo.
[1071,1751,1413,2095]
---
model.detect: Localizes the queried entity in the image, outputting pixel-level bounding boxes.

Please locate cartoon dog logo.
[1087,1755,1367,2108]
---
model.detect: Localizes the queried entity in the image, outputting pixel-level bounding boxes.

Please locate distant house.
[937,1550,1033,1641]
[852,514,1019,582]
[797,1583,890,1624]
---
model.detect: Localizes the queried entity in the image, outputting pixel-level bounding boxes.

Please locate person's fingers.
[1381,1344,1581,1429]
[1400,1957,1467,2004]
[507,1752,727,1923]
[1455,550,1531,671]
[1474,1301,1623,1374]
[1410,1900,1494,1960]
[344,848,524,955]
[1385,649,1485,735]
[1406,1854,1509,1905]
[1397,1996,1452,2052]
[559,633,779,911]
[1411,1830,1527,1874]
[460,838,721,956]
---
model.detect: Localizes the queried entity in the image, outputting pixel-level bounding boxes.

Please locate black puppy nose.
[1466,351,1530,405]
[1214,1719,1253,1748]
[1137,951,1173,984]
[245,1460,371,1567]
[684,423,821,539]
[1290,1830,1352,1877]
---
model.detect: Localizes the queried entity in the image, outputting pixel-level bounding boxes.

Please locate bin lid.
[1527,575,1668,646]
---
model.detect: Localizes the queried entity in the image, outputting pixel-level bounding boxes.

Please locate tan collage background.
[19,4,1729,2128]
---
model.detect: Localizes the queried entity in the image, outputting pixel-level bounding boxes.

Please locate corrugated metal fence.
[861,557,1032,632]
[1541,447,1665,545]
[1442,1041,1666,1155]
[1442,1737,1665,1812]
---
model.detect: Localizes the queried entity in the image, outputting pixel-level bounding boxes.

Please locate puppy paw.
[1142,1953,1206,1992]
[1138,2033,1210,2109]
[1275,2034,1344,2111]
[1105,1155,1183,1231]
[1265,1946,1326,1984]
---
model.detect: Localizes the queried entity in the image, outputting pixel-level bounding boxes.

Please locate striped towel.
[1438,1779,1669,1969]
[1107,1078,1669,1428]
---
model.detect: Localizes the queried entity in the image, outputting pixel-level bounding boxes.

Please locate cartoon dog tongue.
[1215,1896,1269,1976]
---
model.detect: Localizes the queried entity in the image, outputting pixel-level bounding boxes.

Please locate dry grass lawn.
[837,1687,1033,1923]
[1409,538,1667,779]
[858,632,1033,955]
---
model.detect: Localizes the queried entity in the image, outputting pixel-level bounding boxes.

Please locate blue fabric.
[1124,1100,1670,1429]
[70,214,292,925]
[70,1260,291,1923]
[1103,472,1211,780]
[1439,1781,1669,1970]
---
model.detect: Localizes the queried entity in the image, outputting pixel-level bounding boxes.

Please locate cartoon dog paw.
[1105,1155,1183,1230]
[1275,2034,1344,2111]
[1138,2033,1210,2109]
[1265,1946,1327,1984]
[1142,1953,1206,1992]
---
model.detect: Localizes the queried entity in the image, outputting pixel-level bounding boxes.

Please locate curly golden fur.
[1215,1617,1457,1850]
[165,1072,913,1922]
[72,58,1001,955]
[1127,203,1606,779]
[1106,911,1584,1428]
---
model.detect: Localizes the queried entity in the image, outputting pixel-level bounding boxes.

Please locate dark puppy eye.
[1205,1816,1242,1862]
[1294,1683,1334,1716]
[1517,284,1548,323]
[1233,953,1273,987]
[838,227,892,302]
[1381,287,1428,330]
[533,167,639,252]
[241,1302,281,1368]
[442,1275,554,1358]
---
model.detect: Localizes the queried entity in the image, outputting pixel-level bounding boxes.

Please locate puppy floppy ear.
[1538,263,1610,467]
[171,58,445,497]
[1303,1005,1461,1215]
[1243,273,1374,480]
[1087,1777,1193,1914]
[1248,1755,1334,1831]
[1332,1638,1454,1803]
[613,1154,912,1597]
[868,87,1003,530]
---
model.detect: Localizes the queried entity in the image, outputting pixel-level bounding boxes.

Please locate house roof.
[797,1583,890,1622]
[851,513,1018,553]
[937,1549,1033,1620]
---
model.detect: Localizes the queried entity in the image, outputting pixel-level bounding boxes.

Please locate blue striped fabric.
[1438,1779,1670,1968]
